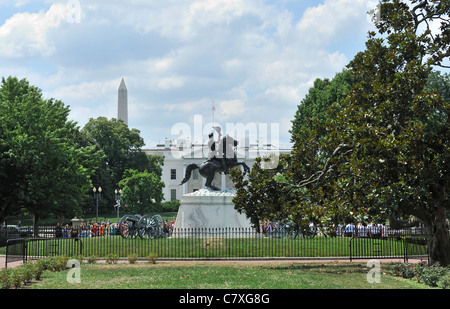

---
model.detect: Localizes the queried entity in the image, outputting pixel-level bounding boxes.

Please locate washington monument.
[118,78,128,125]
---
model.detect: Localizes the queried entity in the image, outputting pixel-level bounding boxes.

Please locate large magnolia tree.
[232,1,450,266]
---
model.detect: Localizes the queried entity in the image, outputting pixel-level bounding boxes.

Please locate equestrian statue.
[180,127,250,191]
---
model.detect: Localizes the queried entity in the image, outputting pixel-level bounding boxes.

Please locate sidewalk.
[0,255,23,269]
[1,255,427,269]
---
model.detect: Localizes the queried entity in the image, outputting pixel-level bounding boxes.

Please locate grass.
[16,235,425,259]
[28,261,431,290]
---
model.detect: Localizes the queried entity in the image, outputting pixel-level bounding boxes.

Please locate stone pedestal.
[71,217,84,227]
[173,189,253,236]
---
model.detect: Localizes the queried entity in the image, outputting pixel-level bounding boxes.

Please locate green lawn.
[29,261,431,290]
[17,234,425,259]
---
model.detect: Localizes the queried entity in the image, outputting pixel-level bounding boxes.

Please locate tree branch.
[282,144,354,190]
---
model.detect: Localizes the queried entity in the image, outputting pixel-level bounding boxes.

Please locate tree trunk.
[427,207,450,267]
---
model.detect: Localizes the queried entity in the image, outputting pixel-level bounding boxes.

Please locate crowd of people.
[54,218,177,238]
[261,221,395,239]
[334,222,389,238]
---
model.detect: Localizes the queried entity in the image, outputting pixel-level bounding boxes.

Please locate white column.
[221,173,226,191]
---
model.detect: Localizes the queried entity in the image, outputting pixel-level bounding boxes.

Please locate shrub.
[127,254,138,264]
[391,261,450,289]
[147,253,158,264]
[390,262,416,279]
[87,255,99,264]
[106,253,119,264]
[31,262,44,280]
[20,263,34,285]
[0,268,12,290]
[56,256,69,271]
[437,271,450,289]
[161,200,180,212]
[419,263,448,287]
[9,268,22,289]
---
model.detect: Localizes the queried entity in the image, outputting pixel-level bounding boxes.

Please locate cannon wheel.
[299,223,317,239]
[138,214,165,239]
[119,214,141,239]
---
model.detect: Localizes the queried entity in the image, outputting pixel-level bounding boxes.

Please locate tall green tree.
[326,0,450,265]
[291,69,357,139]
[82,117,164,215]
[0,77,102,230]
[119,169,165,214]
[232,1,450,266]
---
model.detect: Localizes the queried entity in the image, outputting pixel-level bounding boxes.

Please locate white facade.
[144,138,291,202]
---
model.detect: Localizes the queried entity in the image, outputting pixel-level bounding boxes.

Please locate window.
[171,169,176,180]
[171,189,177,201]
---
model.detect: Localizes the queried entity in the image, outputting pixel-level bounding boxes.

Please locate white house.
[144,138,291,202]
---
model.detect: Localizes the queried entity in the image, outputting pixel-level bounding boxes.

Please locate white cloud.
[0,0,377,147]
[0,3,73,57]
[157,76,186,90]
[218,99,246,121]
[296,0,368,46]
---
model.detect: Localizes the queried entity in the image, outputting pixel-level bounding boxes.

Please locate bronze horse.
[180,135,250,191]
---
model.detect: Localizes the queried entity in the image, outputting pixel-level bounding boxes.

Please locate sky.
[0,0,384,148]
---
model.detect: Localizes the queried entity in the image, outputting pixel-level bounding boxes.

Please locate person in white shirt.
[357,222,368,238]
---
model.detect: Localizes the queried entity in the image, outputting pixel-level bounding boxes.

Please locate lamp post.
[93,186,102,223]
[114,189,122,224]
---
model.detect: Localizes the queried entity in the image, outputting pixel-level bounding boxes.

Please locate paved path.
[0,255,23,269]
[1,255,427,269]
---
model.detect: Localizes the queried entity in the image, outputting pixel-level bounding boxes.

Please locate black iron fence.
[4,226,429,266]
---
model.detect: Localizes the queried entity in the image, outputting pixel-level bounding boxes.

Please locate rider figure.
[207,128,229,174]
[218,134,234,175]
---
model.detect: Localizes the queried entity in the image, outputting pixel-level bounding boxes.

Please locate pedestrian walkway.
[0,255,23,269]
[1,254,426,269]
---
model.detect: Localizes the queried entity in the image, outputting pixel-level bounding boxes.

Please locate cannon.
[118,214,142,239]
[271,222,317,239]
[138,214,167,239]
[118,214,168,239]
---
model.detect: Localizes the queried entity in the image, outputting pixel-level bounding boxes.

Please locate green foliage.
[147,253,158,264]
[291,69,357,139]
[0,256,73,289]
[437,271,450,289]
[87,255,99,264]
[81,117,164,214]
[391,262,450,288]
[161,200,180,212]
[119,169,165,214]
[0,267,12,289]
[0,76,102,224]
[127,254,138,264]
[105,253,119,264]
[232,0,450,266]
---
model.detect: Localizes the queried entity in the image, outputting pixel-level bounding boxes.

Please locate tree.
[119,169,165,214]
[291,69,357,138]
[81,117,164,215]
[327,0,450,265]
[0,77,101,231]
[232,1,450,266]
